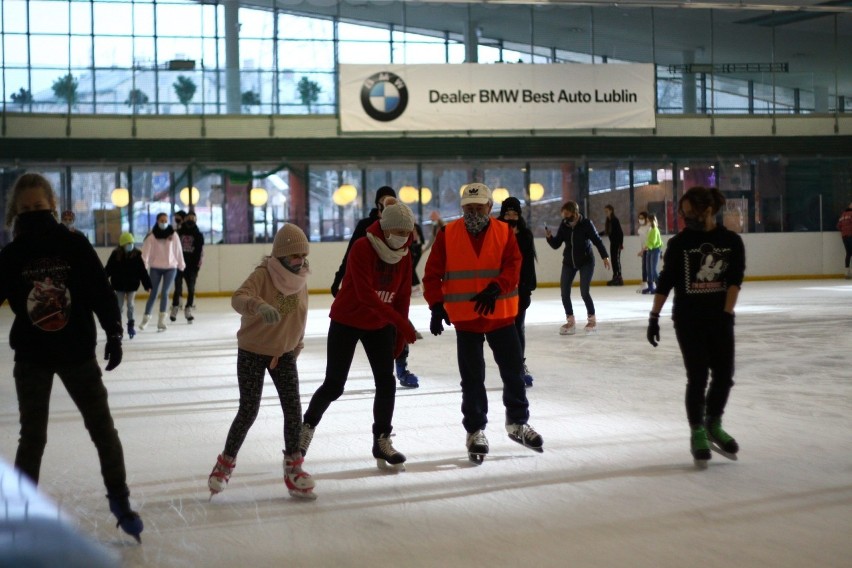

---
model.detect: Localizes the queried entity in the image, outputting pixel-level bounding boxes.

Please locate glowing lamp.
[332,184,357,206]
[111,188,130,208]
[180,186,200,206]
[419,187,432,205]
[528,183,544,202]
[399,185,418,204]
[249,187,268,207]
[491,187,509,204]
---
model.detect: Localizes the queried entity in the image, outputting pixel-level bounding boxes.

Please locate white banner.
[339,63,656,132]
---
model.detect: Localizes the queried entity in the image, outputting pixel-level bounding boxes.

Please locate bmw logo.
[360,72,408,122]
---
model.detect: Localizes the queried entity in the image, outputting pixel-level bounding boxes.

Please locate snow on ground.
[1,280,851,568]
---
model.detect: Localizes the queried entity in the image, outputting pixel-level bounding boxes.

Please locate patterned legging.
[223,349,303,458]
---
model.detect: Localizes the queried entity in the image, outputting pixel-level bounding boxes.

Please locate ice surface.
[1,281,850,568]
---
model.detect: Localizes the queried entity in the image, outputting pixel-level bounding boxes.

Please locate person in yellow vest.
[423,183,543,464]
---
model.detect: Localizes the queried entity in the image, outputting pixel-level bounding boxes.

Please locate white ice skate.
[284,453,317,500]
[466,430,489,465]
[157,312,167,332]
[208,453,236,499]
[559,315,576,336]
[372,433,406,471]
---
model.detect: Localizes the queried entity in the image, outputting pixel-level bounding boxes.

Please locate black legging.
[610,242,622,279]
[304,320,397,436]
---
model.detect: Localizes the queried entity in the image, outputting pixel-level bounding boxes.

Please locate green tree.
[241,89,261,112]
[11,87,33,108]
[52,73,79,107]
[297,76,321,113]
[125,88,150,113]
[173,75,197,113]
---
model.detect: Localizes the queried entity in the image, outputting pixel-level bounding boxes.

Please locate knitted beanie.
[374,186,397,207]
[119,232,135,246]
[379,203,415,233]
[272,223,310,257]
[499,196,522,218]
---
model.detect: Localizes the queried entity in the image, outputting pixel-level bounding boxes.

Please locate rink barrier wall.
[91,232,846,297]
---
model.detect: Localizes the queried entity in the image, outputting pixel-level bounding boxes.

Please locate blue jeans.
[145,267,177,315]
[455,325,529,433]
[560,262,595,317]
[645,248,661,292]
[115,290,136,323]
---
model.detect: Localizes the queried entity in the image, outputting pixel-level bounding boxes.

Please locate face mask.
[15,210,56,236]
[280,257,305,274]
[124,244,134,252]
[62,220,74,228]
[158,222,169,231]
[463,211,490,234]
[183,220,196,228]
[503,219,518,228]
[385,234,408,250]
[682,216,705,231]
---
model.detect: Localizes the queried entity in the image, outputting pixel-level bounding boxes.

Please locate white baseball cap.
[460,183,492,206]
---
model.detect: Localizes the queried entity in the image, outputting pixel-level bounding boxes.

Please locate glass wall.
[2,1,849,116]
[2,156,850,248]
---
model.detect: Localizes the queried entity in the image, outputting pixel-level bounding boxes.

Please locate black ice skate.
[466,430,489,465]
[506,423,544,453]
[372,433,406,471]
[706,418,739,461]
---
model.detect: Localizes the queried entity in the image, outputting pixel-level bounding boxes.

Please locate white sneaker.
[559,315,576,336]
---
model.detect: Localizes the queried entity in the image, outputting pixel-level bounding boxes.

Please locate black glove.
[647,314,660,347]
[104,334,123,371]
[330,280,340,298]
[430,302,452,336]
[470,283,500,316]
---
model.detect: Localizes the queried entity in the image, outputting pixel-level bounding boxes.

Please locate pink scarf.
[265,257,308,295]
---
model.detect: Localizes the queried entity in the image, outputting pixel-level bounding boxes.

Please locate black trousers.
[610,242,622,279]
[514,291,531,356]
[172,268,199,306]
[674,315,736,426]
[456,324,529,433]
[304,320,397,436]
[14,358,128,494]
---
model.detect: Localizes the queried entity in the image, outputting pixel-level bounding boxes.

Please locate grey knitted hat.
[379,203,415,233]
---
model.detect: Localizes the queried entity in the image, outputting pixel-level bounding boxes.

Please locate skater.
[0,173,143,542]
[497,196,537,387]
[301,203,417,471]
[642,213,663,294]
[105,232,153,339]
[637,211,650,292]
[60,209,79,233]
[422,209,445,253]
[646,186,745,468]
[600,205,624,286]
[330,186,422,388]
[208,223,316,499]
[423,183,543,464]
[170,210,204,323]
[410,221,425,297]
[838,202,852,279]
[140,212,185,331]
[545,201,610,335]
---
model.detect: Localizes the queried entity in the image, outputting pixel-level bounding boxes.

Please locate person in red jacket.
[300,202,417,471]
[423,183,543,464]
[838,202,852,279]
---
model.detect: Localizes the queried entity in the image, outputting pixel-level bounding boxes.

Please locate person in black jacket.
[0,173,143,542]
[545,201,610,335]
[105,232,153,338]
[330,186,422,388]
[498,197,537,387]
[170,210,204,323]
[647,186,745,468]
[600,204,624,286]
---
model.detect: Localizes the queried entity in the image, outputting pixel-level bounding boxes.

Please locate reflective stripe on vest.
[442,219,519,322]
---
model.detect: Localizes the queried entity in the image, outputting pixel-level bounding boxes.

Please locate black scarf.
[152,224,174,239]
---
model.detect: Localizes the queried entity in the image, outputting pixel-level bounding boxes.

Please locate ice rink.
[1,280,850,568]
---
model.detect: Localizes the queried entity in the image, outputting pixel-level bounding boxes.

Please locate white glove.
[257,303,281,325]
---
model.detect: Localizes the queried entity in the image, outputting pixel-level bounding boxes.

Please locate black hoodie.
[0,212,122,363]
